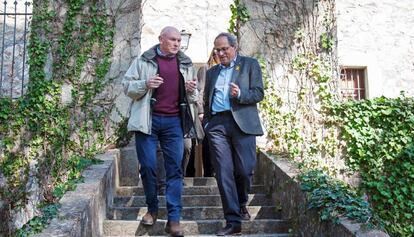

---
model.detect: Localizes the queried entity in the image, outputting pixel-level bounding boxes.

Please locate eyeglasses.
[213,47,231,54]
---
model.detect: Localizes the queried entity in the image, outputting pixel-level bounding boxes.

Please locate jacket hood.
[141,44,192,68]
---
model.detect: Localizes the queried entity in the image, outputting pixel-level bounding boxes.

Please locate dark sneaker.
[240,206,251,221]
[216,223,241,236]
[141,212,157,226]
[165,220,184,237]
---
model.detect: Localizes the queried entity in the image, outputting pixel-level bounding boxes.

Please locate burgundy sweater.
[153,55,180,116]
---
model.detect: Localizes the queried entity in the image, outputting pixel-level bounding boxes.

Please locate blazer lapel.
[231,56,242,85]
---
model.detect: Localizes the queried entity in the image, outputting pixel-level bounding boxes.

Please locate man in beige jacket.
[122,26,197,237]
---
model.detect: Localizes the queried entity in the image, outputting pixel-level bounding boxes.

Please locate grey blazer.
[204,55,264,136]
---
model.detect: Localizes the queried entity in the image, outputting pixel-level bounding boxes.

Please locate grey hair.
[215,32,238,47]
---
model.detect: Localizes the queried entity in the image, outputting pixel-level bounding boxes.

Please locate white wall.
[140,0,232,64]
[337,0,414,98]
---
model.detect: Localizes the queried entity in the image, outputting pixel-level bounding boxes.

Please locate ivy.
[228,0,250,38]
[235,0,412,235]
[291,52,335,110]
[320,32,334,51]
[14,203,60,237]
[258,0,338,171]
[330,96,414,236]
[257,58,284,149]
[0,0,117,235]
[299,169,373,224]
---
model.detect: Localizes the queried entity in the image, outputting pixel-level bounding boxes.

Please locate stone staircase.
[102,147,293,236]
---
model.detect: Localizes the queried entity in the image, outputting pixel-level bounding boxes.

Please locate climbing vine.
[0,0,116,235]
[299,169,373,224]
[250,0,412,235]
[257,0,340,174]
[330,96,414,236]
[228,0,250,41]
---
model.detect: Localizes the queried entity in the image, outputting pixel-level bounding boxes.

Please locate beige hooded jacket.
[122,45,199,135]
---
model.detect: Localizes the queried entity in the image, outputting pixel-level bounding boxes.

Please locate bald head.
[158,26,181,56]
[160,26,180,37]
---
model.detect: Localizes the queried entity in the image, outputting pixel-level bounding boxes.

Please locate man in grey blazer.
[203,32,264,236]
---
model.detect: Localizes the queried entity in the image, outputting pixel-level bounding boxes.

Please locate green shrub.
[299,169,372,224]
[0,0,115,235]
[368,145,414,236]
[331,95,414,236]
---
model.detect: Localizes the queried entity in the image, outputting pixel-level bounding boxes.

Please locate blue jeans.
[135,115,184,221]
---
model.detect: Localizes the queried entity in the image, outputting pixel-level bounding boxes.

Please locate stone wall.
[337,0,414,98]
[105,0,142,124]
[32,150,117,237]
[257,151,389,237]
[238,0,338,114]
[0,0,142,234]
[239,0,414,176]
[140,0,232,64]
[1,0,233,100]
[239,0,337,82]
[0,0,140,122]
[241,0,414,99]
[238,0,344,174]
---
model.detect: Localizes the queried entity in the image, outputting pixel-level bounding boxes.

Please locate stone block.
[119,146,140,186]
[257,151,389,237]
[32,150,118,237]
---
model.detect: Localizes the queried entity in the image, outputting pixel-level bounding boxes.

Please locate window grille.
[340,67,366,100]
[0,0,32,98]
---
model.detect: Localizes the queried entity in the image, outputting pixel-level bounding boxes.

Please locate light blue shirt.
[156,47,175,58]
[212,56,237,113]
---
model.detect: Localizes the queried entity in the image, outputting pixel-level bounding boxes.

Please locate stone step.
[133,177,262,187]
[113,194,273,207]
[104,234,292,237]
[103,219,291,236]
[134,177,218,187]
[108,205,281,220]
[116,185,265,196]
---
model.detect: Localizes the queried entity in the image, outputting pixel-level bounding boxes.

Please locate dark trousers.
[182,138,194,177]
[135,115,183,221]
[205,112,256,225]
[202,137,214,177]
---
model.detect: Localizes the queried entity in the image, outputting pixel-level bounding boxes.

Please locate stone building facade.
[140,0,232,65]
[1,0,413,234]
[237,0,414,177]
[2,1,413,100]
[239,0,414,100]
[337,0,414,98]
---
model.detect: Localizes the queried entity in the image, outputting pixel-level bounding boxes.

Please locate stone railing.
[256,151,389,237]
[32,150,118,237]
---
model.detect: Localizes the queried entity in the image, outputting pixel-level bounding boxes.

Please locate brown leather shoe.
[141,212,157,226]
[165,221,184,237]
[217,223,242,236]
[240,206,251,221]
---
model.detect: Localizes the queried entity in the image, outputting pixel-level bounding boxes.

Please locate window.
[340,67,366,100]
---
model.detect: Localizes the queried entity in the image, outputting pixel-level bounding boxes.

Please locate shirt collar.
[219,55,238,69]
[156,47,176,58]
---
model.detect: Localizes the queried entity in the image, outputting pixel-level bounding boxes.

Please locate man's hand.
[146,74,164,89]
[198,113,204,122]
[230,82,240,98]
[185,78,197,93]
